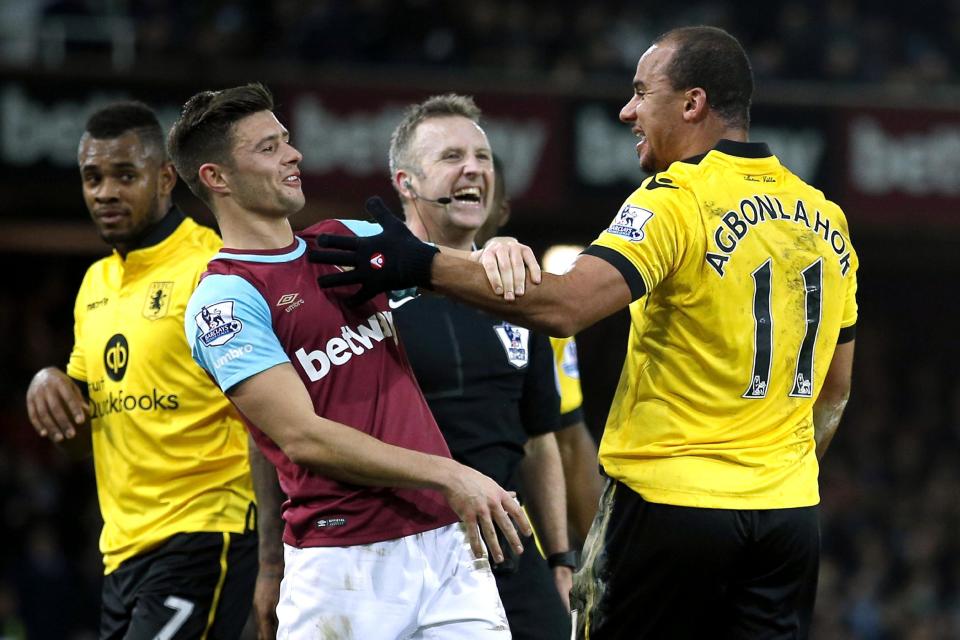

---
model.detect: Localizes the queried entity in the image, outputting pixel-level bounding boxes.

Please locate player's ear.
[158,161,177,197]
[199,162,230,195]
[682,87,708,123]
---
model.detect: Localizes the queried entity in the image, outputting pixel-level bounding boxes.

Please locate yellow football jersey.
[584,140,858,509]
[67,211,254,573]
[551,336,584,420]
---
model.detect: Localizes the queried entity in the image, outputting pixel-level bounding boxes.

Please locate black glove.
[310,197,439,306]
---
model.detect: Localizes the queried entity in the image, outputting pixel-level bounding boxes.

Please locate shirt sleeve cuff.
[838,324,856,344]
[582,245,647,301]
[560,407,585,428]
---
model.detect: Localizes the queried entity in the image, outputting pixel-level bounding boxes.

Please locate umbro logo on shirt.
[277,293,305,313]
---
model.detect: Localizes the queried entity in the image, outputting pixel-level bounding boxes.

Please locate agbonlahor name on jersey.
[705,194,852,277]
[295,312,398,382]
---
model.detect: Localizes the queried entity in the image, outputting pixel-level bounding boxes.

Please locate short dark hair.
[84,101,166,159]
[167,83,274,205]
[389,94,482,178]
[656,26,753,129]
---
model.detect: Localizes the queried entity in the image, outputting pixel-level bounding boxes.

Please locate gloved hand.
[310,196,439,306]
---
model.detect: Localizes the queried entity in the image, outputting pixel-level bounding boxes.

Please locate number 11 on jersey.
[743,258,822,400]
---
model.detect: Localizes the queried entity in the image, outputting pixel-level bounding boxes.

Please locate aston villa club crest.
[195,300,243,347]
[143,282,173,319]
[494,322,529,369]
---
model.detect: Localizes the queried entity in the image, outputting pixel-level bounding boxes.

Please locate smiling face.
[405,115,494,238]
[220,110,305,218]
[78,131,174,252]
[619,42,688,173]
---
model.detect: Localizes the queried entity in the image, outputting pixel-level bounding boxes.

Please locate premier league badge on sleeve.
[608,204,655,241]
[494,322,530,369]
[195,300,243,347]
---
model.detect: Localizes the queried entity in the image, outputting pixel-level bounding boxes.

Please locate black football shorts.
[100,530,257,640]
[571,480,819,639]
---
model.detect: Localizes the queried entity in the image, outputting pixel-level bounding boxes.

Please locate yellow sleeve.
[830,205,858,331]
[586,180,696,300]
[65,268,93,382]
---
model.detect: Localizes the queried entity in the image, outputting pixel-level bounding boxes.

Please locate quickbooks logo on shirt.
[90,389,180,419]
[95,334,179,417]
[295,312,396,382]
[104,334,129,381]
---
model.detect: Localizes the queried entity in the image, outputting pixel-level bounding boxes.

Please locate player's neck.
[216,206,295,250]
[676,123,748,162]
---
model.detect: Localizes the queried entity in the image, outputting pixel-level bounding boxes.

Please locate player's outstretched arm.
[463,236,542,301]
[25,366,91,457]
[430,251,632,337]
[312,198,541,303]
[814,340,855,459]
[228,362,532,562]
[312,199,632,336]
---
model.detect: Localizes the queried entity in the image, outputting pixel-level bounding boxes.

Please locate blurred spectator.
[4,0,957,87]
[0,580,26,640]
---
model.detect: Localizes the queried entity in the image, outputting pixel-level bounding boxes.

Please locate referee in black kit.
[389,94,574,639]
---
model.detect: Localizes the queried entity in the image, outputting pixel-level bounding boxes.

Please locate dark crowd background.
[1,1,959,638]
[10,0,959,86]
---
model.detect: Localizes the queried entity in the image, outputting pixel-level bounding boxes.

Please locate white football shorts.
[277,522,511,639]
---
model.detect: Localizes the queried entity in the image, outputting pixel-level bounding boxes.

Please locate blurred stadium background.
[1,0,959,637]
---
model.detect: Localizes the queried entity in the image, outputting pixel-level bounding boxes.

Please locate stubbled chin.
[449,206,486,228]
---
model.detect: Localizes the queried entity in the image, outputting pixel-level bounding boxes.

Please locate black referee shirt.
[393,293,561,495]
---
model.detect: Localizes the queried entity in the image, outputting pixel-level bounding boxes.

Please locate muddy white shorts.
[277,522,511,639]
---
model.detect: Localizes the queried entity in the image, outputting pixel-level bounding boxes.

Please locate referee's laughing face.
[78,130,175,253]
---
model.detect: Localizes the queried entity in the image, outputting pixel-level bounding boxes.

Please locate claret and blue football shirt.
[186,219,457,548]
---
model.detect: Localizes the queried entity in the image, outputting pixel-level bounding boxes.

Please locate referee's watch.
[547,550,579,570]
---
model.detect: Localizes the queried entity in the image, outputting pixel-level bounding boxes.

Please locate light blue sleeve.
[184,274,290,393]
[338,219,382,237]
[337,219,434,247]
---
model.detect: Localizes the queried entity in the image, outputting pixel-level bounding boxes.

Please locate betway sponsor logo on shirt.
[295,312,397,382]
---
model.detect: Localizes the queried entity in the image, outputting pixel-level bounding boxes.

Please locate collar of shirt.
[681,139,772,165]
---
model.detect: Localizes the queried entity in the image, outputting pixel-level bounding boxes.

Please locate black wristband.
[402,241,439,290]
[547,550,579,570]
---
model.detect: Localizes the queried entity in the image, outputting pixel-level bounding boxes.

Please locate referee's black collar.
[128,206,185,253]
[680,139,772,165]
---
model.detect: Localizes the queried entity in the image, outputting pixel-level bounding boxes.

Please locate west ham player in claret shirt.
[169,83,533,639]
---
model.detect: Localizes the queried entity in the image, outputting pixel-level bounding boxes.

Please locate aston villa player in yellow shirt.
[311,26,857,640]
[25,103,256,639]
